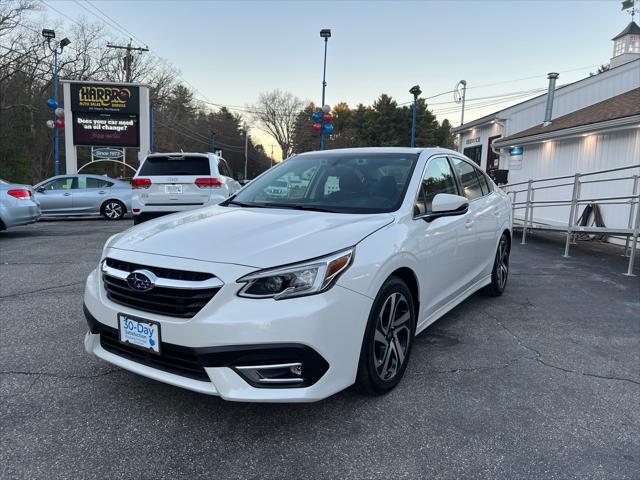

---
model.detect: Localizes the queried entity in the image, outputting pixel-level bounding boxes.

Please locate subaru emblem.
[126,269,157,292]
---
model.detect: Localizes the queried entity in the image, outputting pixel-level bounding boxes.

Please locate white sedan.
[83,147,512,402]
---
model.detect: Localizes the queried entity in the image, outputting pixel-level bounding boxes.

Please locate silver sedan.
[0,179,41,231]
[33,174,132,220]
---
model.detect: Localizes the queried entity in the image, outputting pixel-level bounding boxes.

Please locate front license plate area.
[165,184,183,195]
[118,313,161,355]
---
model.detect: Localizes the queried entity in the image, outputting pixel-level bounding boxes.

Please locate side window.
[75,176,87,189]
[477,170,493,195]
[452,158,484,201]
[42,178,74,191]
[86,178,111,188]
[217,159,232,178]
[415,157,459,216]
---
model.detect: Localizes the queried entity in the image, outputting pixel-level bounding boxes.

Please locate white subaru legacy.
[84,147,512,402]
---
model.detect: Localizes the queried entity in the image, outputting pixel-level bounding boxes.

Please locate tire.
[482,233,510,297]
[356,277,416,395]
[101,200,125,221]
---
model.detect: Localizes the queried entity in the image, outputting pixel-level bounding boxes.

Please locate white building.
[451,21,640,236]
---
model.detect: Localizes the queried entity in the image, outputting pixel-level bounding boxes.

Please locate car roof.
[294,146,458,157]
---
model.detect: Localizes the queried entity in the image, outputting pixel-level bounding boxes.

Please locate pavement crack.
[0,280,84,299]
[489,313,640,387]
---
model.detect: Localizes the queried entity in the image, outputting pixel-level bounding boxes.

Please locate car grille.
[102,258,222,318]
[99,326,209,381]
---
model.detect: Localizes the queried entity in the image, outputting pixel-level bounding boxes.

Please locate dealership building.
[451,21,640,236]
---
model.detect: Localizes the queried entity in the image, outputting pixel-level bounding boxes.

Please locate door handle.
[98,191,106,194]
[63,192,71,196]
[465,219,474,229]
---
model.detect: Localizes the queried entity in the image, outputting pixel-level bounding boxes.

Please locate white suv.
[131,152,241,224]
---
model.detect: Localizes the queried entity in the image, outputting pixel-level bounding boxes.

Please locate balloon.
[322,123,334,134]
[311,111,322,122]
[322,104,331,113]
[46,120,55,129]
[323,113,332,123]
[47,98,58,109]
[56,118,65,128]
[54,107,64,119]
[313,122,322,132]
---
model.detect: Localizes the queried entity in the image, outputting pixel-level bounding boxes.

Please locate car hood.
[110,206,394,268]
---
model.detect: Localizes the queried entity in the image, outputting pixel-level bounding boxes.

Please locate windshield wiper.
[224,200,264,208]
[257,203,341,213]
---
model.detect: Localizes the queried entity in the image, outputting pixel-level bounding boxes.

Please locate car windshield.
[226,152,419,214]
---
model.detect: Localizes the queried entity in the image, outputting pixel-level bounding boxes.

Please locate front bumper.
[83,251,373,402]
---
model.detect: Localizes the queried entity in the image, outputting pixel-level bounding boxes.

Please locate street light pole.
[319,29,331,151]
[409,85,422,148]
[42,29,70,177]
[244,131,250,180]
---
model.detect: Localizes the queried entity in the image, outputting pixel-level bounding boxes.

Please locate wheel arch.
[388,267,420,319]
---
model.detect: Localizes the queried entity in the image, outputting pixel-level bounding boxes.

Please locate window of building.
[629,35,640,53]
[614,38,626,56]
[463,145,482,166]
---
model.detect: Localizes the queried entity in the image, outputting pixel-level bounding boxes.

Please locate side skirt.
[415,275,492,335]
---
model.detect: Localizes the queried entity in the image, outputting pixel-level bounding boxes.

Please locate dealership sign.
[69,82,140,148]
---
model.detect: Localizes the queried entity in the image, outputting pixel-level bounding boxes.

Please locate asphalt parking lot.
[1,219,638,480]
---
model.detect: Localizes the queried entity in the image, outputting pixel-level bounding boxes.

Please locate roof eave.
[493,115,640,148]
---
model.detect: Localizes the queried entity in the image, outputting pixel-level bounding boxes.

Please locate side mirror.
[422,193,469,222]
[36,187,45,193]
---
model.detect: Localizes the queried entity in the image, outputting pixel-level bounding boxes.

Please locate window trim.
[412,154,461,220]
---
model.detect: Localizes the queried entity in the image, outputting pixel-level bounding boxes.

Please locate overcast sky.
[42,0,633,156]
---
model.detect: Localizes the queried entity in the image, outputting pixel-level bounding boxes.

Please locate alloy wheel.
[104,202,123,220]
[373,292,412,381]
[496,237,509,289]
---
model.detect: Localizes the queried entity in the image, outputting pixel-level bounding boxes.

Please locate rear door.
[136,155,212,208]
[71,176,112,214]
[34,177,74,213]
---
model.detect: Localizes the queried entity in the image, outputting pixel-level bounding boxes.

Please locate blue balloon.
[311,111,322,122]
[47,98,58,109]
[323,123,334,134]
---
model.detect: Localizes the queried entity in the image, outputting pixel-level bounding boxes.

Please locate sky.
[40,0,634,158]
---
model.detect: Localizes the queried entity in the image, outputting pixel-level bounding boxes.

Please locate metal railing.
[502,163,640,276]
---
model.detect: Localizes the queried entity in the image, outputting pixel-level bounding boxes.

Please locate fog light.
[290,364,303,376]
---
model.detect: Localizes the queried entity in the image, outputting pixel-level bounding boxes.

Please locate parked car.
[0,179,41,230]
[33,174,131,220]
[131,152,241,224]
[264,179,289,197]
[83,147,512,402]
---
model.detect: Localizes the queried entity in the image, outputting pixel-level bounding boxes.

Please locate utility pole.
[210,130,216,153]
[106,39,149,83]
[244,131,250,180]
[270,144,275,167]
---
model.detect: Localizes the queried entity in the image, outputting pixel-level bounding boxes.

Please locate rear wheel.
[482,233,510,297]
[356,277,416,395]
[101,200,125,221]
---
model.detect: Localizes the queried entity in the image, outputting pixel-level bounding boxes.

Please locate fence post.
[521,180,533,245]
[624,175,639,257]
[563,173,581,258]
[511,190,517,224]
[624,188,640,277]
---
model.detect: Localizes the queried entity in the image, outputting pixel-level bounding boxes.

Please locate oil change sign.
[73,114,139,147]
[71,83,139,114]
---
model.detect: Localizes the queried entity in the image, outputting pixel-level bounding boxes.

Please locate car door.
[409,155,473,319]
[34,177,74,214]
[450,157,498,283]
[70,176,107,214]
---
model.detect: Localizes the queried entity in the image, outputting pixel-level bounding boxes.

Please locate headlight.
[237,248,354,300]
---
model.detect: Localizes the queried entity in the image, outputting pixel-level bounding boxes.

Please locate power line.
[83,0,148,48]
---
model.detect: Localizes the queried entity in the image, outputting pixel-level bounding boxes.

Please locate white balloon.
[322,104,331,113]
[55,107,65,119]
[46,120,55,129]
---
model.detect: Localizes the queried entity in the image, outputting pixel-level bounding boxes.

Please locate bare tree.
[251,89,305,159]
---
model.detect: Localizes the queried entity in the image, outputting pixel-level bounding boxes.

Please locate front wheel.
[356,277,416,395]
[101,200,125,221]
[482,233,510,297]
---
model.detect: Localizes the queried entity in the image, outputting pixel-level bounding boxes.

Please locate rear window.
[139,156,210,176]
